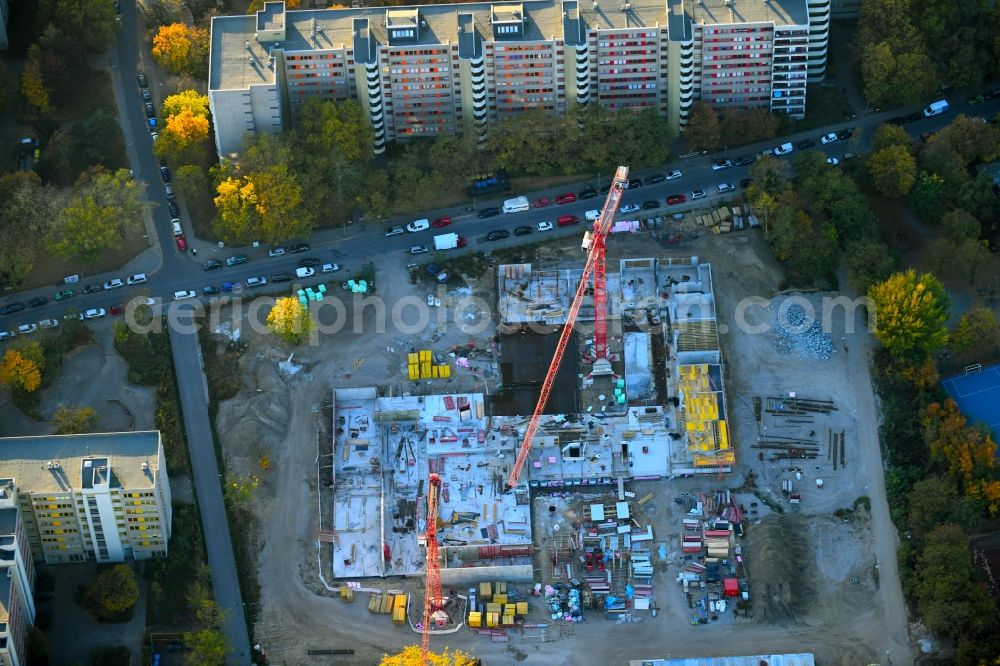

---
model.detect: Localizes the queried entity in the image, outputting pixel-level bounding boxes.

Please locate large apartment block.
[0,485,35,666]
[208,0,829,156]
[0,432,172,565]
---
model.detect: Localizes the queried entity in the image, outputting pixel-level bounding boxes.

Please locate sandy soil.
[206,229,913,665]
[0,323,157,436]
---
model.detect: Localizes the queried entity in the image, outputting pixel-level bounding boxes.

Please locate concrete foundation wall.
[439,564,534,587]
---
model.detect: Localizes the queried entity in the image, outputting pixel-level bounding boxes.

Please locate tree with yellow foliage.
[155,90,212,165]
[266,297,313,345]
[151,23,210,79]
[868,269,949,366]
[212,164,312,244]
[379,646,479,666]
[922,400,995,489]
[166,108,210,145]
[162,90,210,120]
[21,46,50,114]
[0,350,42,393]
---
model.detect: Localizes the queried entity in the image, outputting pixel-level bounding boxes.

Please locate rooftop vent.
[245,40,251,50]
[141,462,149,471]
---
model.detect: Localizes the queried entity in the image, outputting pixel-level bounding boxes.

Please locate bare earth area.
[206,228,912,665]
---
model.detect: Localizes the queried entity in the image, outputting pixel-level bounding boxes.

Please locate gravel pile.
[773,300,837,360]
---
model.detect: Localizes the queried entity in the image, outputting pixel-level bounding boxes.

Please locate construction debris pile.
[674,490,750,624]
[772,300,836,360]
[694,204,760,234]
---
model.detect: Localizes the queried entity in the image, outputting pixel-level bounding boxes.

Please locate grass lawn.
[145,504,207,628]
[17,233,151,292]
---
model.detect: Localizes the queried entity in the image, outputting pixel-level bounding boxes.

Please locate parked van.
[171,218,183,236]
[295,266,315,279]
[923,99,949,117]
[502,196,530,214]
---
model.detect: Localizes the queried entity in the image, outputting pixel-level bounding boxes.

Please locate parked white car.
[321,263,340,273]
[17,323,37,335]
[173,290,197,300]
[406,219,430,233]
[103,278,124,290]
[665,170,683,180]
[82,308,107,319]
[620,204,641,214]
[820,132,839,145]
[537,221,554,232]
[39,319,59,329]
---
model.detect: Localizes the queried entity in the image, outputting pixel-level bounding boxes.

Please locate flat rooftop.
[211,0,809,91]
[0,432,163,494]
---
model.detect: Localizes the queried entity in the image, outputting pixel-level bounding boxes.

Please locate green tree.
[296,98,371,164]
[868,269,950,364]
[914,524,996,638]
[184,629,228,666]
[39,0,118,52]
[174,165,209,201]
[52,406,98,434]
[906,476,977,542]
[71,109,127,175]
[844,238,895,293]
[88,564,140,616]
[49,169,147,262]
[926,237,991,285]
[682,103,721,151]
[0,174,60,288]
[748,155,791,197]
[951,307,999,354]
[938,209,980,240]
[934,115,1000,167]
[767,207,838,285]
[212,163,310,244]
[868,144,917,198]
[871,122,914,153]
[911,171,945,222]
[21,46,51,113]
[719,108,779,147]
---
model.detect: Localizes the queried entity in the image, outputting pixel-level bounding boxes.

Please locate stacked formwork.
[674,490,749,622]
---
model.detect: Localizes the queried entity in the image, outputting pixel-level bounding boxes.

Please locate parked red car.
[110,305,125,315]
[557,215,579,226]
[666,194,687,205]
[175,235,187,251]
[533,197,551,208]
[432,216,452,228]
[555,192,577,205]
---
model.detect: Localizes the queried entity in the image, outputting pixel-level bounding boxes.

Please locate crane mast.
[421,473,444,664]
[505,165,630,491]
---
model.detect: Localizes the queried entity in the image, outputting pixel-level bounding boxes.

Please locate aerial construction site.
[212,165,902,665]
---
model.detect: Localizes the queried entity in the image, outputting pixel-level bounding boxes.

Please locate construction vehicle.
[421,473,448,663]
[505,165,630,491]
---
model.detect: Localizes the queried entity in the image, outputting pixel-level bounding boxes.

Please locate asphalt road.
[117,4,252,664]
[168,307,251,665]
[3,95,999,329]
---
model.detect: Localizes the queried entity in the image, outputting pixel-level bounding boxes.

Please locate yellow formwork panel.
[468,611,482,627]
[408,352,419,365]
[408,365,419,380]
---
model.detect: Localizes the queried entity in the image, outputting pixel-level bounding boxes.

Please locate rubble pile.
[773,300,836,360]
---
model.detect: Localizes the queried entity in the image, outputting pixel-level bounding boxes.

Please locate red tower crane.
[421,473,445,663]
[505,165,630,490]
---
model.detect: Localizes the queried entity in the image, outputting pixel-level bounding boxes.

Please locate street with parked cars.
[2,88,999,340]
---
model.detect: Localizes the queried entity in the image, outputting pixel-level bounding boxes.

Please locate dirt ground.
[206,226,913,665]
[0,323,157,436]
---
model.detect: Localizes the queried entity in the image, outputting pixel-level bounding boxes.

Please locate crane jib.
[505,165,630,491]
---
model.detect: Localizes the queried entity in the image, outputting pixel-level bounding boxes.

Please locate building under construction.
[323,255,734,586]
